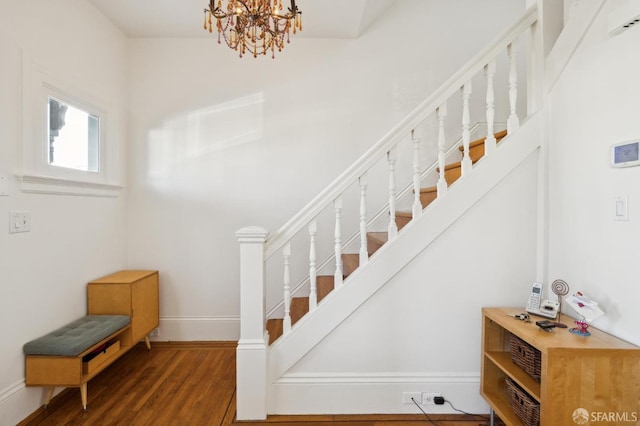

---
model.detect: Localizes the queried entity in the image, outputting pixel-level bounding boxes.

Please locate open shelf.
[485,351,540,401]
[481,388,524,426]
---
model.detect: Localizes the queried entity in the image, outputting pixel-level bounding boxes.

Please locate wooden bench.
[23,315,132,410]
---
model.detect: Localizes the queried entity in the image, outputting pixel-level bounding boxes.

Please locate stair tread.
[420,186,437,194]
[437,161,462,172]
[368,232,388,243]
[458,129,508,151]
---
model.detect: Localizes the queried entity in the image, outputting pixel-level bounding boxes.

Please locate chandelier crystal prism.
[204,0,302,58]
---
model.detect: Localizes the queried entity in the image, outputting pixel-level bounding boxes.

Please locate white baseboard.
[150,316,240,342]
[0,380,60,426]
[268,372,489,415]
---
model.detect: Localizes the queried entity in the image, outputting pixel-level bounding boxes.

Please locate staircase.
[236,5,541,420]
[265,129,509,344]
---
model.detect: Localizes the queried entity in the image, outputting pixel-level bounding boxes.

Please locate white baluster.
[412,131,422,219]
[436,103,448,197]
[461,82,472,176]
[359,173,368,266]
[334,196,343,288]
[308,219,317,311]
[507,43,520,134]
[387,147,398,240]
[282,241,292,333]
[484,60,497,155]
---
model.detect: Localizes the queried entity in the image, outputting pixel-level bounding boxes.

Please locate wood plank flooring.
[20,342,496,426]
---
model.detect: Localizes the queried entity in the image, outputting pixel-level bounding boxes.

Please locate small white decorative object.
[565,291,604,323]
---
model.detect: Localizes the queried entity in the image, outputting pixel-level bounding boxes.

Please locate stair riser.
[445,167,461,185]
[420,192,437,208]
[469,144,484,163]
[367,235,385,255]
[290,298,309,325]
[342,254,359,277]
[317,276,335,303]
[396,216,411,231]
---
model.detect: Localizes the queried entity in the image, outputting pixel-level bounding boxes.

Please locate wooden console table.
[481,307,640,426]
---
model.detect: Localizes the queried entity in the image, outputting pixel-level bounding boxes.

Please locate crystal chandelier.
[204,0,302,58]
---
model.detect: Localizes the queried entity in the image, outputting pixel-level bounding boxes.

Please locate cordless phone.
[526,282,560,319]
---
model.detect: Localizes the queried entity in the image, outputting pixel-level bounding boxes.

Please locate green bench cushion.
[23,315,130,357]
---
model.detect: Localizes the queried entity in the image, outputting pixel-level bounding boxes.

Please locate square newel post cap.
[236,226,270,243]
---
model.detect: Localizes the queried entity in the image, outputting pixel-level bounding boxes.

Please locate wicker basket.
[509,333,541,381]
[506,377,540,426]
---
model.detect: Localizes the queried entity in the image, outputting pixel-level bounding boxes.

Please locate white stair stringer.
[267,113,541,382]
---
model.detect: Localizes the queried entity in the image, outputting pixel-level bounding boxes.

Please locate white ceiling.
[88,0,398,39]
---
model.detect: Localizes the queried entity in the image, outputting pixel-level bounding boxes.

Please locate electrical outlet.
[149,328,159,337]
[422,392,442,405]
[402,392,422,404]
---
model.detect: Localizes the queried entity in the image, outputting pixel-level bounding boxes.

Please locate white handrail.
[264,5,538,259]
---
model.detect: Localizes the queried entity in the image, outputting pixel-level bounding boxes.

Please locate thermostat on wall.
[611,140,640,168]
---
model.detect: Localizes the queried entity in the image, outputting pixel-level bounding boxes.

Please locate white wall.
[0,1,128,424]
[547,0,640,346]
[126,0,526,341]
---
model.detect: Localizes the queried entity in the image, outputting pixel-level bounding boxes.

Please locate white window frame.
[19,59,123,197]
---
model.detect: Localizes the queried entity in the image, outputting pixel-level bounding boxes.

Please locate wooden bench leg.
[80,383,88,411]
[144,335,151,351]
[44,387,55,409]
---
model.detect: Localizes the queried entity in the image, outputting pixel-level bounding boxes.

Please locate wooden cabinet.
[481,307,640,426]
[88,270,159,350]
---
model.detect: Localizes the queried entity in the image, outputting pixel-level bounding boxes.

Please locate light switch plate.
[9,212,31,233]
[614,196,628,221]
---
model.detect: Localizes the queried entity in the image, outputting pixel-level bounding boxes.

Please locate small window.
[20,60,123,197]
[48,97,100,173]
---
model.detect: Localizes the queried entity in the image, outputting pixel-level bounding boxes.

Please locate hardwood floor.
[19,342,495,426]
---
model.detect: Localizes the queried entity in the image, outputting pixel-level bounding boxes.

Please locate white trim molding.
[0,379,54,426]
[268,372,487,415]
[16,174,124,198]
[149,316,240,342]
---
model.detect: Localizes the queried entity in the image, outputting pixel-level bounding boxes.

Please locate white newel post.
[235,226,270,421]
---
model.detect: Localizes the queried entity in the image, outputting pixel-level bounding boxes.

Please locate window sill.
[16,174,124,197]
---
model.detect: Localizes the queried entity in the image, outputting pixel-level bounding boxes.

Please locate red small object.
[575,320,589,333]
